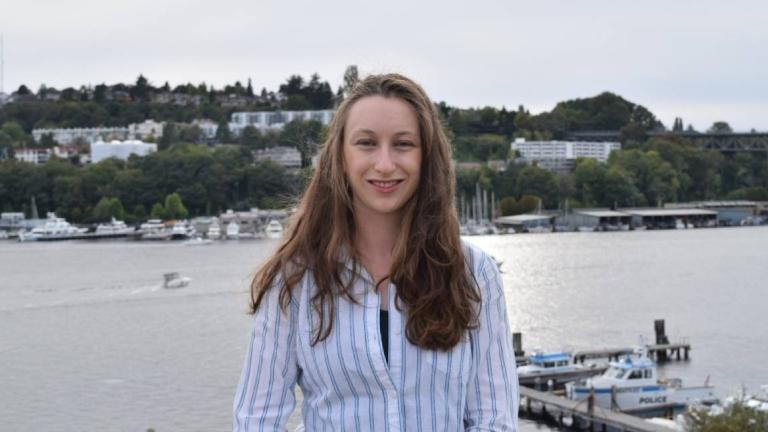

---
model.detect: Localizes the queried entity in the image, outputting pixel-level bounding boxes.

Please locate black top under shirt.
[379,309,389,364]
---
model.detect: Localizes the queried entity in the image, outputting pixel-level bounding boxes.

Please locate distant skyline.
[2,0,767,131]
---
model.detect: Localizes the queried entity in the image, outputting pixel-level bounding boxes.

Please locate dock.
[520,387,678,432]
[518,366,608,389]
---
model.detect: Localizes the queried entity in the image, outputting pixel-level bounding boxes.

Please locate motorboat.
[225,221,240,239]
[207,220,221,240]
[163,272,192,289]
[137,219,172,241]
[517,351,583,378]
[18,212,87,241]
[183,237,212,246]
[566,347,717,412]
[264,219,284,239]
[94,218,135,237]
[170,221,196,240]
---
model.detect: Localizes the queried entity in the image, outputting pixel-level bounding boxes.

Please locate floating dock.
[521,387,678,432]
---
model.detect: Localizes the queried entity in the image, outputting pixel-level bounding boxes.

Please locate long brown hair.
[250,73,479,351]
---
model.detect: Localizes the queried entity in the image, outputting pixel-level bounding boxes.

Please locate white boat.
[566,347,717,412]
[0,230,8,240]
[19,212,87,241]
[577,226,594,232]
[675,219,688,229]
[225,221,240,239]
[264,219,284,239]
[207,220,221,240]
[163,272,192,289]
[183,237,212,246]
[517,351,583,378]
[138,219,172,241]
[170,221,196,240]
[95,218,135,237]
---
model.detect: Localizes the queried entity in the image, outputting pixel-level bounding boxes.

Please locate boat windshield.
[603,367,626,379]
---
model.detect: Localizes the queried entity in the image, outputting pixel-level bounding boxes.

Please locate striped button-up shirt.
[233,242,519,431]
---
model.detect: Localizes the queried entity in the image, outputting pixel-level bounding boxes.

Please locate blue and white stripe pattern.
[233,242,519,431]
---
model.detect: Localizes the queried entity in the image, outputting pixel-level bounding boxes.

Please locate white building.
[253,146,302,169]
[229,109,335,136]
[128,120,164,140]
[14,148,52,164]
[192,119,219,139]
[33,121,164,146]
[91,139,157,163]
[32,126,129,145]
[511,138,621,172]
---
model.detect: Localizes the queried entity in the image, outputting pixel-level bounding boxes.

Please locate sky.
[1,0,767,131]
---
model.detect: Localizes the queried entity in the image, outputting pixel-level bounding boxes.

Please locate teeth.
[371,180,399,187]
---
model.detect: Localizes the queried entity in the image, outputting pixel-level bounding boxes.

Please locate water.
[1,227,766,431]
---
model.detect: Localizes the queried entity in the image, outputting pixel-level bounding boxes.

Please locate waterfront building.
[253,146,302,169]
[666,200,757,226]
[228,109,335,135]
[495,214,554,232]
[90,139,157,163]
[511,138,620,172]
[562,209,633,230]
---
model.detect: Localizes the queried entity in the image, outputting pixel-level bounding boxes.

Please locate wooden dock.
[571,343,691,364]
[520,387,678,432]
[518,366,608,389]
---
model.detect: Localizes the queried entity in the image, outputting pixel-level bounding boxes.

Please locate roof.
[574,210,631,218]
[495,214,553,224]
[622,208,718,217]
[529,352,571,362]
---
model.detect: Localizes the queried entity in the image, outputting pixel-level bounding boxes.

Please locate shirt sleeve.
[233,277,300,432]
[464,253,520,431]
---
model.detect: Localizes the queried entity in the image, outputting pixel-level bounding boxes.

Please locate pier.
[520,387,678,432]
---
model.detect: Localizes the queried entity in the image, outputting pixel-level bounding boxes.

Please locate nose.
[373,145,396,174]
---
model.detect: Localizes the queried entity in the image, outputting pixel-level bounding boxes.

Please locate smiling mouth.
[368,180,404,188]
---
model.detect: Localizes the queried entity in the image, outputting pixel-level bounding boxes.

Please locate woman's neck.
[352,207,401,281]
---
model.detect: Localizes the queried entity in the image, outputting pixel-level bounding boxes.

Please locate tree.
[515,165,559,208]
[342,65,360,98]
[685,401,768,431]
[150,202,166,219]
[164,192,188,219]
[708,121,733,134]
[280,120,324,168]
[93,197,125,221]
[215,120,232,143]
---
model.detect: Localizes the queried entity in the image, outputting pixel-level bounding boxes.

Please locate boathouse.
[562,209,633,230]
[666,200,756,226]
[620,208,718,229]
[495,214,554,232]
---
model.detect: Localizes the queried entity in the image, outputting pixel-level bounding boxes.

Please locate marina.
[1,223,766,431]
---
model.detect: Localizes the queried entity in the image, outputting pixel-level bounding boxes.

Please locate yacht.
[207,220,221,240]
[517,351,583,378]
[137,219,172,241]
[94,218,135,238]
[226,221,240,239]
[264,219,284,239]
[170,221,196,240]
[566,347,717,412]
[18,212,87,241]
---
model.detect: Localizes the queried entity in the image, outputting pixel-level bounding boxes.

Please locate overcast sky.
[2,0,766,131]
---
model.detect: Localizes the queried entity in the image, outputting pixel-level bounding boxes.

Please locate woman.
[234,73,519,431]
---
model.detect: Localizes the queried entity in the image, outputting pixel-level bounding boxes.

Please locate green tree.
[164,192,188,219]
[93,197,125,221]
[150,202,166,220]
[707,121,733,134]
[685,401,768,432]
[515,165,559,208]
[281,120,324,168]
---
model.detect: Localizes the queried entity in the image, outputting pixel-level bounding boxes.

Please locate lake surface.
[1,226,766,431]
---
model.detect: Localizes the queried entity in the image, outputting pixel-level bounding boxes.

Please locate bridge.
[567,130,768,152]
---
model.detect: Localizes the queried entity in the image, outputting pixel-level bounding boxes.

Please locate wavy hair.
[250,73,479,350]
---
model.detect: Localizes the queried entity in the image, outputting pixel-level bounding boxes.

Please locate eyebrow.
[351,129,417,137]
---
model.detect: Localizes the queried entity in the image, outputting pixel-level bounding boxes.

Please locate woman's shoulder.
[460,239,496,276]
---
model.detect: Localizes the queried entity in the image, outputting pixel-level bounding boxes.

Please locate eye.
[396,141,415,148]
[356,139,375,147]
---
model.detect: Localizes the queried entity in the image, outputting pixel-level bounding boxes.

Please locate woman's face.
[343,95,422,219]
